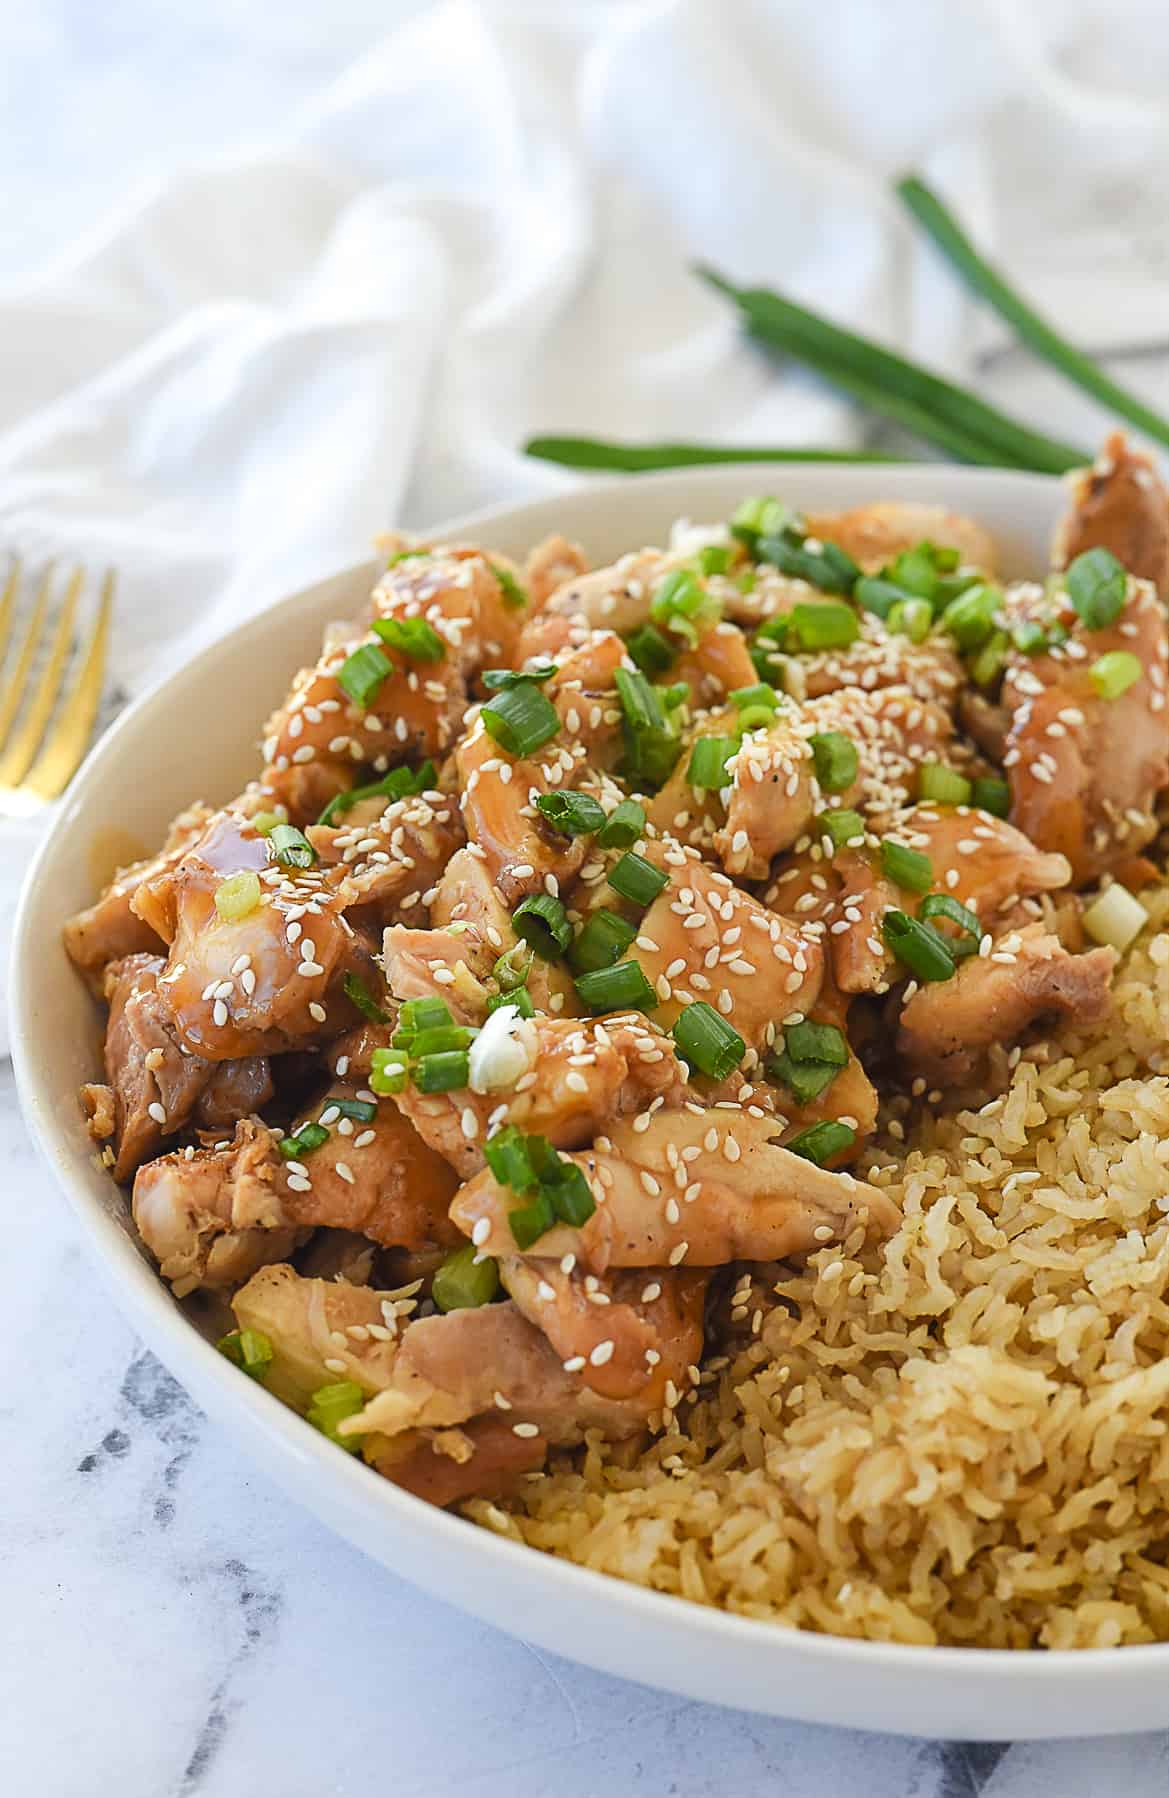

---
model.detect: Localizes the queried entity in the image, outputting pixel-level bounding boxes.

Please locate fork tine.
[0,564,84,786]
[24,570,114,801]
[0,557,20,666]
[0,561,54,749]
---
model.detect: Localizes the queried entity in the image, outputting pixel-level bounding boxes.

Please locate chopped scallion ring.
[492,945,534,993]
[413,1049,471,1093]
[306,1381,365,1451]
[369,1049,409,1095]
[315,759,437,828]
[269,823,316,869]
[596,798,645,849]
[784,1020,849,1066]
[730,496,797,550]
[337,642,393,709]
[371,616,445,662]
[395,996,454,1039]
[785,1120,856,1165]
[942,583,999,650]
[512,893,572,960]
[485,1123,537,1190]
[481,681,561,757]
[671,1000,746,1079]
[650,568,721,645]
[887,596,932,643]
[567,910,637,975]
[882,909,955,982]
[766,1049,839,1105]
[534,790,606,837]
[1066,547,1126,631]
[880,838,934,893]
[1090,649,1142,700]
[607,851,669,908]
[808,730,858,793]
[918,762,973,807]
[574,960,658,1015]
[343,971,390,1024]
[918,893,982,960]
[432,1242,500,1313]
[614,667,681,789]
[279,1120,330,1158]
[216,1328,273,1379]
[214,870,262,921]
[686,734,740,790]
[508,1190,557,1251]
[757,536,860,597]
[971,776,1011,818]
[486,985,535,1018]
[853,575,904,621]
[481,663,557,690]
[328,1097,379,1123]
[625,623,676,677]
[787,600,860,650]
[816,808,865,849]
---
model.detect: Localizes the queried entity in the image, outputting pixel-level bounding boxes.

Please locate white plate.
[14,462,1166,1741]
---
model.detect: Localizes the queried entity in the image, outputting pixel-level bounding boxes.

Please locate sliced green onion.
[597,798,646,849]
[409,1024,477,1058]
[671,1000,746,1079]
[481,663,557,691]
[887,597,932,643]
[785,1120,856,1164]
[269,823,316,869]
[512,893,572,961]
[625,623,676,677]
[882,909,955,982]
[343,971,390,1024]
[396,996,453,1038]
[972,776,1011,818]
[932,571,984,612]
[816,808,866,848]
[432,1242,500,1313]
[880,838,934,893]
[698,543,732,576]
[568,910,637,975]
[306,1380,365,1451]
[1082,882,1149,953]
[970,629,1009,688]
[481,682,560,758]
[544,1159,596,1228]
[385,547,430,567]
[608,851,669,907]
[250,808,287,836]
[1066,547,1127,631]
[370,1048,409,1095]
[785,1020,848,1066]
[918,893,982,960]
[216,1328,273,1379]
[614,667,681,789]
[215,870,262,921]
[730,682,781,716]
[486,985,535,1019]
[687,734,740,790]
[328,1097,379,1123]
[413,1049,470,1092]
[661,680,691,713]
[750,613,790,684]
[534,790,606,837]
[372,616,445,662]
[757,534,860,596]
[492,945,534,993]
[730,496,798,549]
[809,730,858,794]
[651,567,721,645]
[1090,650,1142,701]
[885,542,951,599]
[787,600,860,651]
[942,583,999,650]
[509,1189,557,1251]
[279,1121,330,1158]
[485,1123,536,1190]
[574,960,659,1015]
[489,561,528,609]
[918,763,973,807]
[1011,619,1050,656]
[337,642,393,709]
[315,759,437,828]
[854,575,904,621]
[766,1050,839,1105]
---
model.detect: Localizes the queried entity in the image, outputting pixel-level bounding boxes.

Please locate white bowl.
[13,462,1166,1740]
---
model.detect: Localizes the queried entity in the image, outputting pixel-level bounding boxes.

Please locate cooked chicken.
[63,802,213,991]
[670,621,757,706]
[307,788,464,924]
[1052,432,1169,601]
[524,534,589,609]
[363,1413,549,1506]
[897,927,1116,1084]
[232,1262,403,1406]
[449,1107,897,1271]
[371,546,526,677]
[806,501,997,576]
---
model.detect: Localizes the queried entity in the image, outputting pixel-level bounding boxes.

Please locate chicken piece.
[429,846,579,1018]
[231,1262,402,1407]
[365,1415,548,1507]
[540,548,665,637]
[392,1012,689,1180]
[670,621,757,708]
[897,927,1116,1085]
[797,624,965,709]
[1052,433,1169,601]
[729,972,879,1144]
[450,1106,897,1272]
[371,546,526,677]
[133,811,376,1059]
[341,1301,677,1445]
[99,954,273,1180]
[624,841,824,1058]
[804,501,997,576]
[278,1087,461,1253]
[501,1257,708,1404]
[524,534,589,609]
[308,788,464,924]
[545,628,627,769]
[1001,574,1169,882]
[133,1119,306,1296]
[713,711,815,879]
[63,803,213,992]
[382,922,492,1026]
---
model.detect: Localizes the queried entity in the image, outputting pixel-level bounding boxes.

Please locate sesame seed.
[589,1340,615,1366]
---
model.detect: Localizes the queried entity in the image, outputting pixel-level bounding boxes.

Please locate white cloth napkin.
[2,0,1167,1048]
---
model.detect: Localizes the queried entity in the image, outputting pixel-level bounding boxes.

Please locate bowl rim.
[14,458,1169,1729]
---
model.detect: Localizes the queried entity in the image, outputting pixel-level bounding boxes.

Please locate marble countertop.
[4,5,1169,1794]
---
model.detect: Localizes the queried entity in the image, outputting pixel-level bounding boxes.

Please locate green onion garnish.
[887,597,932,643]
[306,1380,364,1451]
[484,1123,536,1190]
[413,1049,471,1093]
[512,893,572,960]
[1090,649,1142,701]
[279,1121,330,1158]
[809,730,858,793]
[328,1097,379,1123]
[731,496,798,549]
[785,1120,856,1165]
[970,629,1009,688]
[625,623,677,677]
[337,642,393,709]
[269,823,316,869]
[216,1328,273,1380]
[509,1190,558,1251]
[574,960,658,1015]
[432,1242,500,1313]
[614,668,681,789]
[756,533,860,595]
[787,601,860,651]
[544,1158,597,1227]
[250,808,287,836]
[492,945,534,993]
[214,870,262,922]
[650,568,721,645]
[372,616,445,662]
[766,1050,839,1105]
[749,614,790,684]
[395,996,453,1038]
[785,1020,849,1066]
[971,776,1011,818]
[343,971,390,1024]
[568,910,637,975]
[816,808,865,848]
[481,682,560,758]
[534,790,606,837]
[671,1000,745,1079]
[918,763,973,807]
[484,1124,597,1248]
[1011,619,1050,656]
[853,575,903,621]
[486,985,535,1018]
[315,759,437,828]
[608,851,669,908]
[596,799,646,849]
[942,583,999,650]
[489,561,528,609]
[882,910,955,982]
[409,1024,477,1058]
[730,681,780,715]
[880,838,934,893]
[1066,547,1127,631]
[919,894,982,960]
[370,1049,409,1095]
[481,663,557,691]
[698,543,732,575]
[686,734,740,790]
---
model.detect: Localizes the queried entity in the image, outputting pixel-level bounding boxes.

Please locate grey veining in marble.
[5,4,1169,1794]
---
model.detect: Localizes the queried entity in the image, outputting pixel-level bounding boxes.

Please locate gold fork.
[0,558,114,811]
